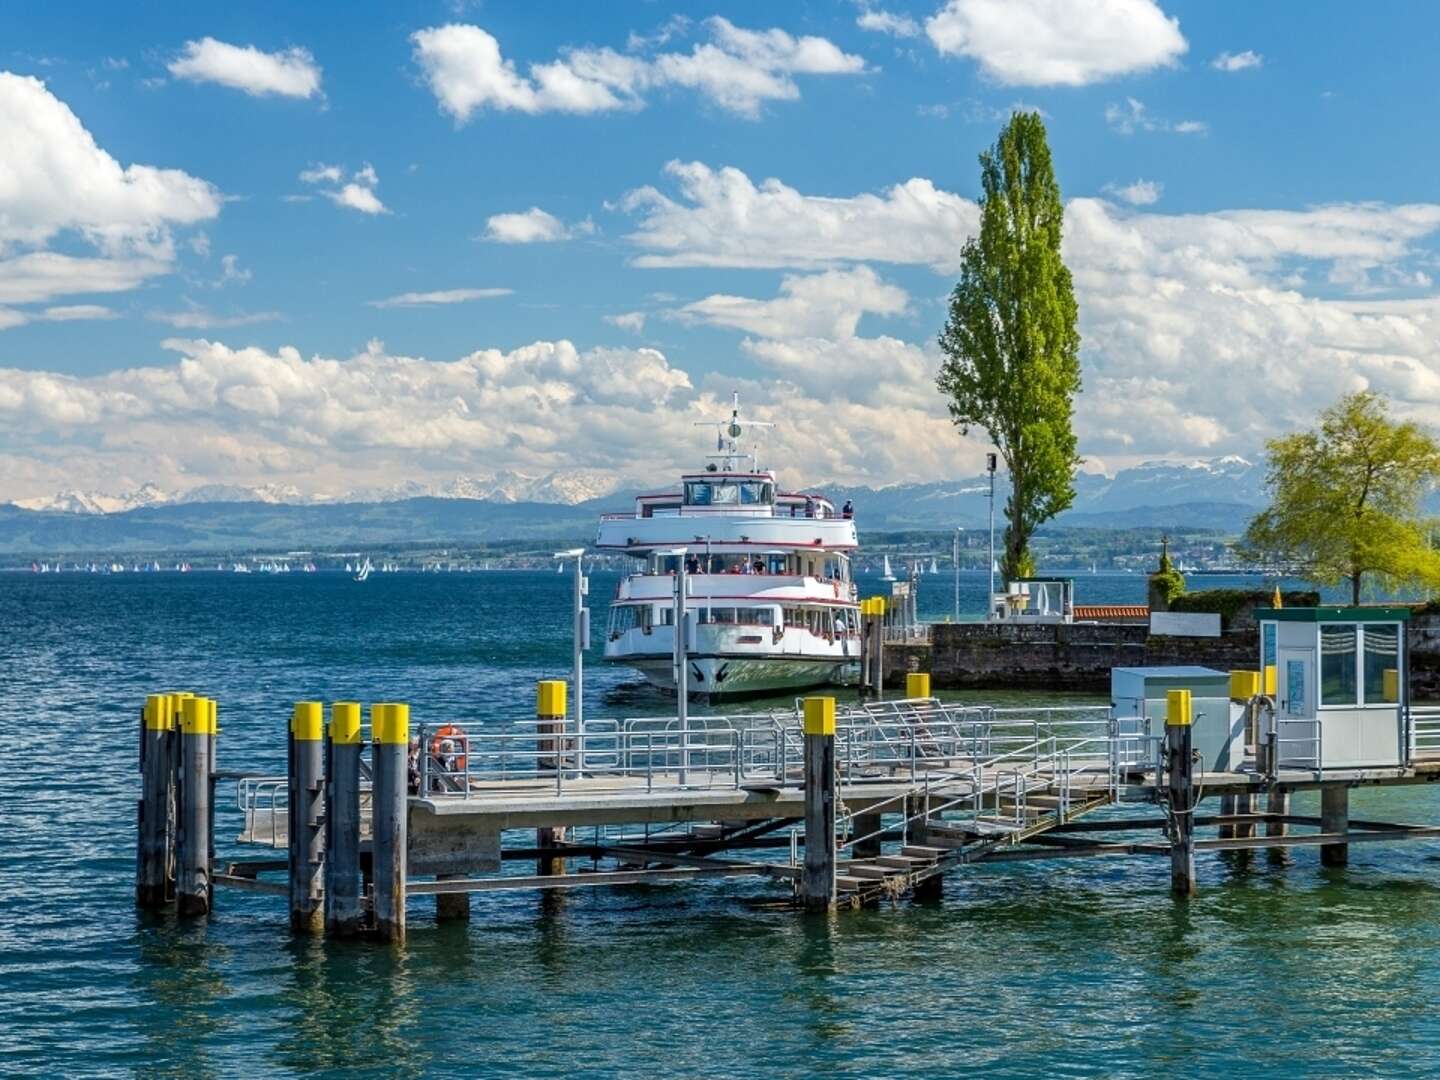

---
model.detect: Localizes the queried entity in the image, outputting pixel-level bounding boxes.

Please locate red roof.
[1074,605,1150,620]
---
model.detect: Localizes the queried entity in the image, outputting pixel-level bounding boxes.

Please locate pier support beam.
[435,876,470,921]
[324,702,363,938]
[1321,785,1349,868]
[801,697,837,913]
[1165,690,1196,898]
[288,702,326,935]
[536,681,569,879]
[1217,794,1236,841]
[136,694,175,909]
[1266,788,1291,863]
[1234,792,1256,841]
[371,703,409,943]
[177,697,216,917]
[851,811,883,859]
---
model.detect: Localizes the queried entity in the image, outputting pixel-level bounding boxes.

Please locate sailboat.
[354,557,373,583]
[929,558,940,574]
[881,555,896,582]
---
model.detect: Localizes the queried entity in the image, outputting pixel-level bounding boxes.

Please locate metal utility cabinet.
[1111,666,1243,770]
[1258,607,1409,769]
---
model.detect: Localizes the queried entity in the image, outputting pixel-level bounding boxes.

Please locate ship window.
[711,483,739,505]
[685,482,712,506]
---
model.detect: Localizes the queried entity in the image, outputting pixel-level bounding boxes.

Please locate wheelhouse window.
[1320,624,1358,706]
[683,480,774,507]
[1363,623,1400,703]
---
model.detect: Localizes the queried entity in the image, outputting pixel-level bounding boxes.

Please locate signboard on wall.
[1287,659,1306,716]
[1150,612,1221,638]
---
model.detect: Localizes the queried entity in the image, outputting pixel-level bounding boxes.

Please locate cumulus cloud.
[167,37,322,99]
[677,266,909,339]
[1105,97,1206,135]
[857,9,921,37]
[621,161,978,271]
[1103,179,1162,205]
[299,162,388,214]
[411,17,864,122]
[368,288,513,308]
[483,207,593,243]
[925,0,1187,86]
[1212,50,1262,72]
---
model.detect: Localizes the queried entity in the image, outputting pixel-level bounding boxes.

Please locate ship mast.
[694,392,773,472]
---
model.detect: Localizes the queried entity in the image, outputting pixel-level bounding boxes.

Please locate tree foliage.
[1146,538,1187,611]
[937,111,1082,581]
[1240,391,1440,603]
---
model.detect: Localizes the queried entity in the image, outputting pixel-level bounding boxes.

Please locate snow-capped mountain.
[8,470,631,514]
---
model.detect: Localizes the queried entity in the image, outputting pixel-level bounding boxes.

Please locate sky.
[3,0,1440,502]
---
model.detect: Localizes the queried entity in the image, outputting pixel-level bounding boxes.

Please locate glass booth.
[1259,607,1409,769]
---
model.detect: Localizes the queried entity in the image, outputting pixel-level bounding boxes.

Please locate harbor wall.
[886,611,1440,699]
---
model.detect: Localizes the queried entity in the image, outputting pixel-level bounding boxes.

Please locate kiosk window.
[1363,623,1400,704]
[1320,624,1358,706]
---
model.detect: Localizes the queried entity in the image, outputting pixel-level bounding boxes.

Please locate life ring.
[430,723,467,771]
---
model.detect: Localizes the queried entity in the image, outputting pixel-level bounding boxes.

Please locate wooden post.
[371,703,409,943]
[1234,791,1256,841]
[1166,689,1196,898]
[536,681,568,879]
[136,694,175,909]
[176,696,216,916]
[288,702,326,935]
[802,697,837,913]
[325,702,364,938]
[1266,787,1290,863]
[1321,784,1349,867]
[1218,794,1236,841]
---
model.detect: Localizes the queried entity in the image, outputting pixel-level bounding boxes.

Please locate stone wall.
[888,611,1440,699]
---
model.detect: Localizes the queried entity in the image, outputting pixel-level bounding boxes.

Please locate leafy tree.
[938,111,1082,580]
[1147,536,1187,611]
[1240,391,1440,604]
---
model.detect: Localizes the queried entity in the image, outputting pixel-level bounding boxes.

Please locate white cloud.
[678,267,908,339]
[214,254,250,287]
[857,9,921,37]
[167,37,322,99]
[621,161,978,271]
[411,17,865,122]
[0,73,219,310]
[1104,179,1162,205]
[300,163,388,215]
[926,0,1187,86]
[1212,49,1262,72]
[483,207,593,244]
[605,311,647,333]
[368,288,513,308]
[1105,97,1206,135]
[148,307,282,329]
[0,302,119,332]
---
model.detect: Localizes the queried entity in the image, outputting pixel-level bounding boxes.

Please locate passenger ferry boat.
[596,397,860,698]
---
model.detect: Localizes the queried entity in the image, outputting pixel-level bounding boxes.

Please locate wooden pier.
[135,670,1440,941]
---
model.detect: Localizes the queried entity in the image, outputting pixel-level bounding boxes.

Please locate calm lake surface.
[4,569,1438,1077]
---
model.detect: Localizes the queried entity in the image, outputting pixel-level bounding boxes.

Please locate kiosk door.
[1278,647,1314,717]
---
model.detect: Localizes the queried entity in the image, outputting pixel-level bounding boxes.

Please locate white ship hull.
[616,653,857,698]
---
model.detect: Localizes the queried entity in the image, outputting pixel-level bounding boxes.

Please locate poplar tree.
[1240,390,1440,604]
[938,112,1082,580]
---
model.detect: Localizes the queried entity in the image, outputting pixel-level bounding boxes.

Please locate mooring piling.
[136,693,174,909]
[177,696,216,916]
[324,701,363,937]
[1166,689,1196,897]
[535,681,568,879]
[801,696,837,912]
[1321,785,1350,867]
[288,702,326,935]
[371,702,409,943]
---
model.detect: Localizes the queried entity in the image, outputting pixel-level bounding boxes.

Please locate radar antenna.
[694,391,773,472]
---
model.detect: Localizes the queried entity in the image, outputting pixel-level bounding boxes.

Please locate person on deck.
[842,499,854,519]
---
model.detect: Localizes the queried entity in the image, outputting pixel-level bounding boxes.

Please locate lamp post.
[554,547,587,771]
[986,452,998,618]
[656,547,690,784]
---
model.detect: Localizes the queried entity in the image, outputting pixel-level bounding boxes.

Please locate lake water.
[4,569,1438,1077]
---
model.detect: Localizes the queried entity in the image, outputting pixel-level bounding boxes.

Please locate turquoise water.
[4,570,1439,1077]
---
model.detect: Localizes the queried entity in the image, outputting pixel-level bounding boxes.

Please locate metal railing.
[1410,705,1440,759]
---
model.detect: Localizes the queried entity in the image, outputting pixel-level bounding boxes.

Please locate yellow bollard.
[1166,689,1193,727]
[291,701,324,742]
[330,701,362,744]
[803,696,837,736]
[906,672,932,700]
[1229,671,1261,700]
[370,702,410,943]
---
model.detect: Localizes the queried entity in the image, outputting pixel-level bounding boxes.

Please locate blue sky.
[3,1,1439,503]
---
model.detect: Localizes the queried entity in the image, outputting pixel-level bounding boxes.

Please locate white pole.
[953,528,961,622]
[987,466,996,616]
[673,559,689,784]
[573,553,585,772]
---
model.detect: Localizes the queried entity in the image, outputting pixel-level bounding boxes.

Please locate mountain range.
[0,457,1278,556]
